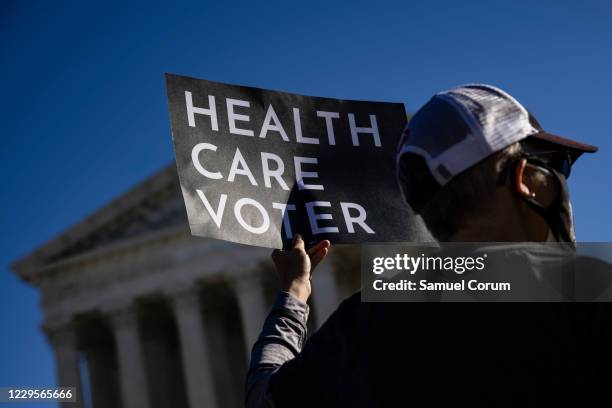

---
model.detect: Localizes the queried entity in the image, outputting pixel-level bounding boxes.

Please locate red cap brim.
[527,112,598,157]
[529,130,598,158]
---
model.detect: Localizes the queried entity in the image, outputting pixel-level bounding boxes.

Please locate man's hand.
[271,234,331,303]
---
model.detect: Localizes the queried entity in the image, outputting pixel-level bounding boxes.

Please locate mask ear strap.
[514,159,536,199]
[503,157,575,244]
[523,167,575,244]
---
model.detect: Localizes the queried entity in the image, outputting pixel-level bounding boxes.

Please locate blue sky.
[1,0,611,398]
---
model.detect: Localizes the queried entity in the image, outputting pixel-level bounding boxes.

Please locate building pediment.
[12,164,189,280]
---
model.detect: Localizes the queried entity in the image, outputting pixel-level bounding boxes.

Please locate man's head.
[397,84,597,242]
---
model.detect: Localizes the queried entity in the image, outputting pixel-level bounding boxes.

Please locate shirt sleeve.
[245,291,310,408]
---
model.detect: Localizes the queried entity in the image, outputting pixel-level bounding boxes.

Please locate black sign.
[166,73,413,249]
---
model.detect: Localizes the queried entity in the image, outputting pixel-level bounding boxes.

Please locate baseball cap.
[396,84,598,207]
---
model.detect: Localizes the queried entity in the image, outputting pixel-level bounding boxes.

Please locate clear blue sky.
[1,0,611,399]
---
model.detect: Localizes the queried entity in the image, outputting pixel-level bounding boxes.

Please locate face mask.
[522,167,576,244]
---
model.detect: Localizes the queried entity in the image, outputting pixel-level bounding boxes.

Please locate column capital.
[102,299,141,329]
[43,321,78,348]
[229,269,265,294]
[169,286,201,312]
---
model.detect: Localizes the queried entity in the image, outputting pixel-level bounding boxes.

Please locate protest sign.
[166,73,413,248]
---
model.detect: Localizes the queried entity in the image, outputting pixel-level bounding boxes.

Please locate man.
[246,84,604,406]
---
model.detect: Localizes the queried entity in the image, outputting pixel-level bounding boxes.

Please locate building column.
[83,344,122,408]
[45,324,84,408]
[171,288,218,408]
[311,260,342,328]
[232,273,269,359]
[110,306,151,408]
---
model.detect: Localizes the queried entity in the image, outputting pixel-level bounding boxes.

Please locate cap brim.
[529,130,598,158]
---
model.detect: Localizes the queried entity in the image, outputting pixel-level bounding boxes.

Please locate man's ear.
[514,158,535,198]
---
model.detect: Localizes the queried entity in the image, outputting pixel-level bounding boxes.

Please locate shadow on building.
[10,164,361,408]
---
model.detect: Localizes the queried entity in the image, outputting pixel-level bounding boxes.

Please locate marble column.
[45,323,84,408]
[171,288,218,408]
[83,344,122,408]
[110,306,151,408]
[311,259,342,329]
[232,272,269,359]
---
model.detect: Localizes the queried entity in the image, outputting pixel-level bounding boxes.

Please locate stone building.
[11,164,361,408]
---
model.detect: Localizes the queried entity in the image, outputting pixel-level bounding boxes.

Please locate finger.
[292,233,305,251]
[310,248,329,272]
[307,239,330,254]
[307,240,331,256]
